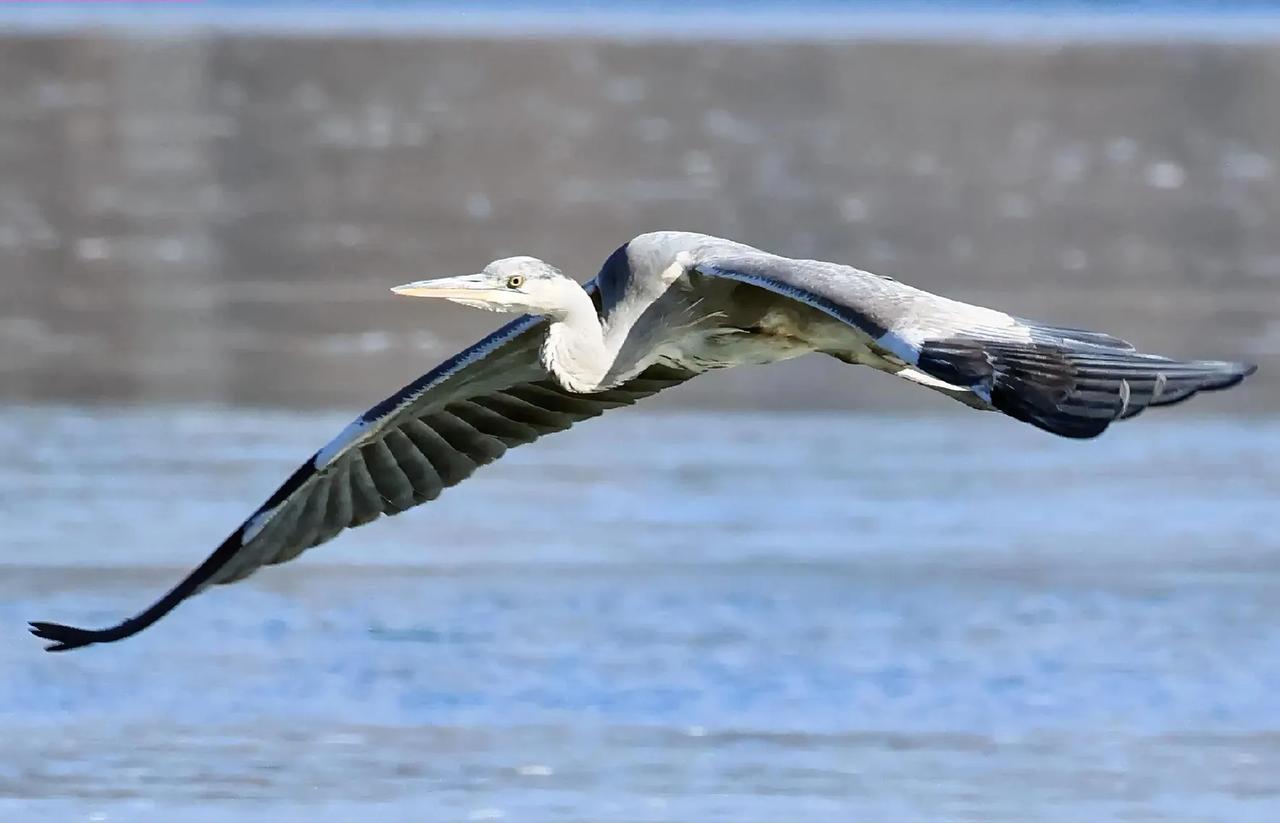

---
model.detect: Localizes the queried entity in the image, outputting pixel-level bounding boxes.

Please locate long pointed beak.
[390,273,492,299]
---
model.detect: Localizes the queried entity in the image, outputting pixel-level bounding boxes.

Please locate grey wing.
[31,313,689,651]
[693,252,1255,438]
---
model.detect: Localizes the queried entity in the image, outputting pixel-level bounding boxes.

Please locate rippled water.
[2,406,1279,821]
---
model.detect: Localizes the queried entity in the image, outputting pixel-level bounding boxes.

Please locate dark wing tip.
[29,621,106,653]
[26,512,267,653]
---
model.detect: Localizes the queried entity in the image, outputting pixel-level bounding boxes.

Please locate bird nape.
[30,230,1256,652]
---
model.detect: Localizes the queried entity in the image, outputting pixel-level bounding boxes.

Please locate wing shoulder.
[690,251,932,361]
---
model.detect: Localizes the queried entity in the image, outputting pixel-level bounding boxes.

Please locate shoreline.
[2,32,1273,410]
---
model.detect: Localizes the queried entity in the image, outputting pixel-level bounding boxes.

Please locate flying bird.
[31,231,1255,651]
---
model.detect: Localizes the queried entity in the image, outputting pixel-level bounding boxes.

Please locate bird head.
[391,257,578,317]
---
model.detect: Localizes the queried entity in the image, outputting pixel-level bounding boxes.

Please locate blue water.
[1,407,1278,821]
[6,0,1280,40]
[14,0,1280,10]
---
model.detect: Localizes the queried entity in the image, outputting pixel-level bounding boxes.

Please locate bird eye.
[506,275,524,289]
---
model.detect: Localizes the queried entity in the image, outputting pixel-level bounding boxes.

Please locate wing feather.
[693,253,1254,439]
[31,304,691,651]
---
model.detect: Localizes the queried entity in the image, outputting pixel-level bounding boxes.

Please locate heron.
[31,230,1255,652]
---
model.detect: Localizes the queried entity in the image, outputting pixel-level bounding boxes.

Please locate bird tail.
[916,322,1256,439]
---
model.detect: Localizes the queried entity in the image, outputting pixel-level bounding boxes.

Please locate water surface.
[2,407,1277,822]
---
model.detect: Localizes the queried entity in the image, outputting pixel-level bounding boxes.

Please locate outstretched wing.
[31,311,690,652]
[693,252,1255,438]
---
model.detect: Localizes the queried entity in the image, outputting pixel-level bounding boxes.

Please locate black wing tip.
[27,522,262,654]
[29,621,105,653]
[1172,359,1256,396]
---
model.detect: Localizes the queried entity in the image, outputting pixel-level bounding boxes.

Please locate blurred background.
[2,2,1279,822]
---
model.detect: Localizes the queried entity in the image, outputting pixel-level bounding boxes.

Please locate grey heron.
[31,231,1255,651]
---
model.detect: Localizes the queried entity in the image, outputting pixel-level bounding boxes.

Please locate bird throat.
[539,310,618,394]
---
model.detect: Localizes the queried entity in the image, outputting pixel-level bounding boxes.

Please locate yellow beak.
[390,274,491,299]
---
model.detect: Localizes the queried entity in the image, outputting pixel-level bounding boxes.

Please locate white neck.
[539,284,619,394]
